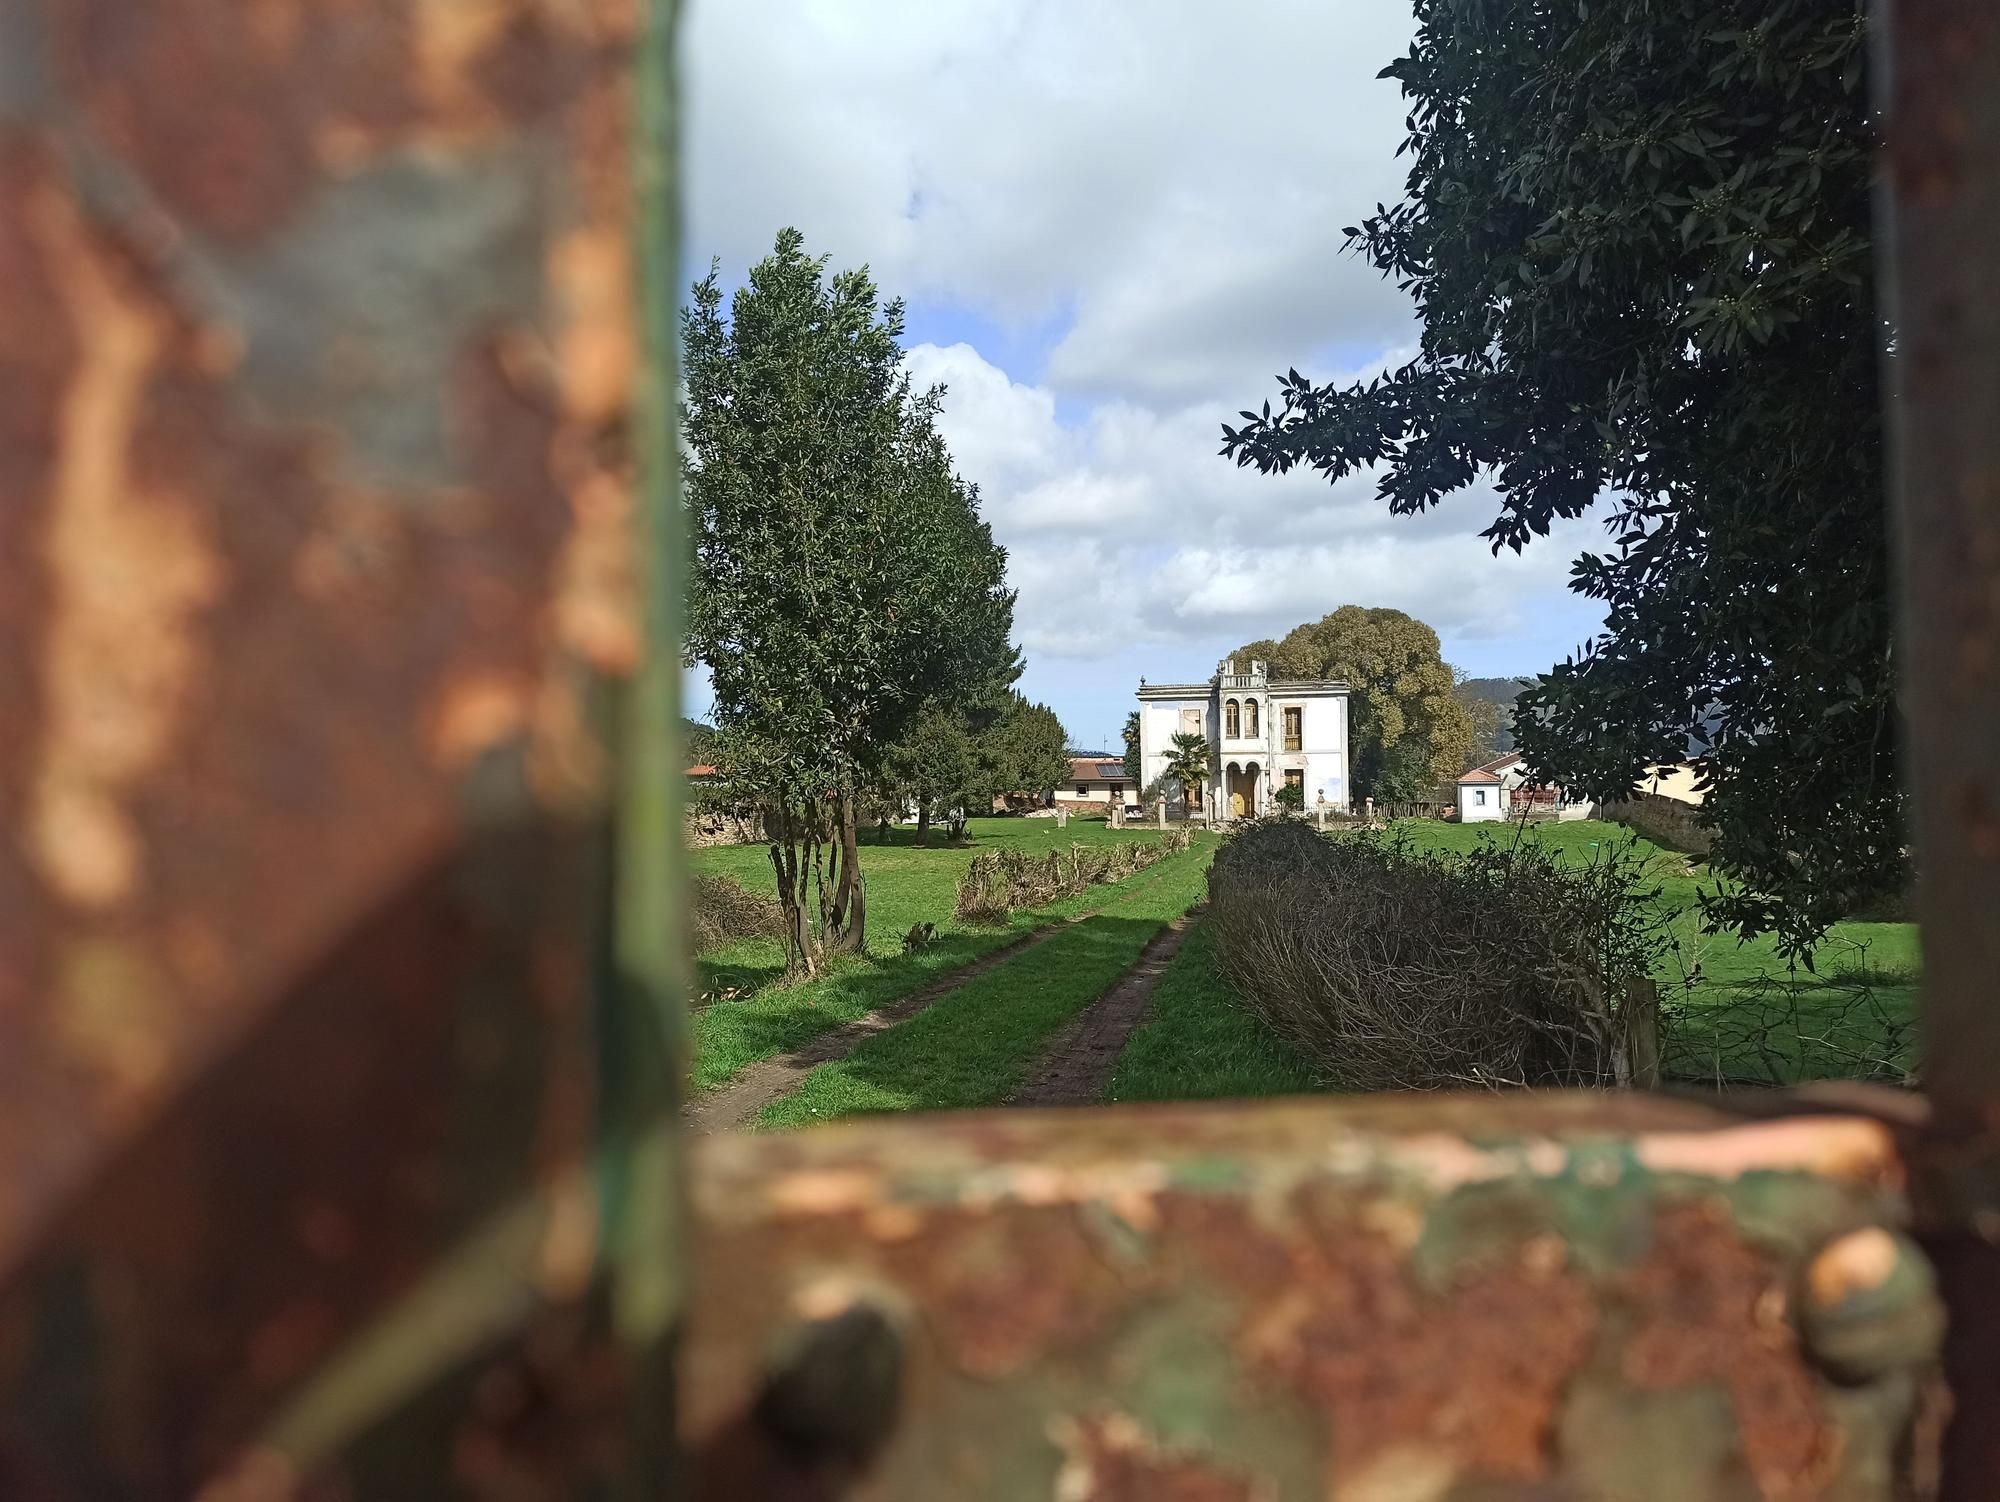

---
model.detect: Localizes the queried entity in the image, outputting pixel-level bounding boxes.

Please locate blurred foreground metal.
[0,0,1996,1496]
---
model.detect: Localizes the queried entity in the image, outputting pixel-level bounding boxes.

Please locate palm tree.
[1165,731,1212,818]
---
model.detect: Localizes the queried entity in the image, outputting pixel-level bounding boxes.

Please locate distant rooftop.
[1068,756,1127,780]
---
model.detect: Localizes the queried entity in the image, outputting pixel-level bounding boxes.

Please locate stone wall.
[685,806,763,848]
[1601,792,1713,856]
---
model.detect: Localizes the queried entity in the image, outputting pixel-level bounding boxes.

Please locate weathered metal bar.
[0,0,684,1494]
[687,1096,1943,1499]
[1876,2,2000,1496]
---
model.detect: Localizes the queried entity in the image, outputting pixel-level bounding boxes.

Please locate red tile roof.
[686,764,717,777]
[1456,768,1501,785]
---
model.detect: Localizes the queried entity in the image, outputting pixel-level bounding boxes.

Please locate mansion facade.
[1136,659,1350,820]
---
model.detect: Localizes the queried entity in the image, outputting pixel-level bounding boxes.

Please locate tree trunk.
[827,795,867,955]
[767,804,817,978]
[915,802,931,847]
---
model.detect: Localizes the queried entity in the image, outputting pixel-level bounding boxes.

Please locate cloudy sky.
[680,0,1608,752]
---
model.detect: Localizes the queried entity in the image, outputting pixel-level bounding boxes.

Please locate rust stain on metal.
[429,672,533,771]
[1620,1200,1836,1496]
[24,180,223,914]
[1178,1189,1597,1483]
[0,0,665,1489]
[687,1100,1929,1499]
[1051,1412,1272,1502]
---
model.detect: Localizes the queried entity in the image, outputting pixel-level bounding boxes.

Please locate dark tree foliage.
[684,229,1017,971]
[885,692,1070,842]
[1121,710,1142,786]
[1220,0,1894,955]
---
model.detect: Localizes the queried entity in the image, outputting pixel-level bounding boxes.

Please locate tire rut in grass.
[685,868,1179,1133]
[1005,910,1199,1108]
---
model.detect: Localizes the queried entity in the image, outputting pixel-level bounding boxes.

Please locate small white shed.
[1456,767,1506,822]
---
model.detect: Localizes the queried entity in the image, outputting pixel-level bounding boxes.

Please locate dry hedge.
[1205,820,1667,1091]
[691,872,787,954]
[954,830,1193,923]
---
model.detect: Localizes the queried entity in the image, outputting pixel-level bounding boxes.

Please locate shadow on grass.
[1662,976,1918,1087]
[759,913,1174,1126]
[692,924,1047,1091]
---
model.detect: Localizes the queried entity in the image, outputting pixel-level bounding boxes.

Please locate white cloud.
[682,3,1609,730]
[685,0,1424,412]
[905,341,1599,664]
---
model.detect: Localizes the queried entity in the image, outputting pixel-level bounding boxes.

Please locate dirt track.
[1006,914,1195,1107]
[687,922,1069,1132]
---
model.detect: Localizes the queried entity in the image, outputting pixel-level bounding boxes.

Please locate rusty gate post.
[0,0,686,1494]
[1876,1,2000,1495]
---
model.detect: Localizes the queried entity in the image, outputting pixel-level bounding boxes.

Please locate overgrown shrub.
[954,831,1192,923]
[1205,820,1667,1091]
[691,872,787,954]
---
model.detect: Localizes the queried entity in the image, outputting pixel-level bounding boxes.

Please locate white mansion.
[1136,659,1351,820]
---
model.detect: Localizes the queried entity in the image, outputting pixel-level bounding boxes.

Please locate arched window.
[1244,698,1260,739]
[1225,699,1240,738]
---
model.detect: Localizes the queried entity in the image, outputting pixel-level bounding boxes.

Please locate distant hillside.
[683,717,718,764]
[1456,676,1533,752]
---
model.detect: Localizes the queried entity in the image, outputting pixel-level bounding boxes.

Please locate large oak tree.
[1222,0,1893,954]
[1235,605,1473,801]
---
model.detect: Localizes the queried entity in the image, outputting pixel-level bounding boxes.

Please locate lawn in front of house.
[690,816,1214,1092]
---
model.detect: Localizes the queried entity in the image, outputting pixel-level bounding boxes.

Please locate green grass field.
[1106,922,1321,1104]
[1394,819,1919,1084]
[758,847,1214,1127]
[690,816,1213,1092]
[697,812,1916,1125]
[1104,816,1918,1106]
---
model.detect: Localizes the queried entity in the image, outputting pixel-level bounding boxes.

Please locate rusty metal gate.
[0,0,1994,1497]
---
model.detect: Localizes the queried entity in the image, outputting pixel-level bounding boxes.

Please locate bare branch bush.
[954,830,1193,923]
[1205,820,1670,1091]
[691,872,788,955]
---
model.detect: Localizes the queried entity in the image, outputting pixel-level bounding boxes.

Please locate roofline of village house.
[1137,679,1350,700]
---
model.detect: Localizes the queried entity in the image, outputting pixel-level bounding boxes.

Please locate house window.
[1475,789,1487,806]
[1244,699,1259,738]
[1283,706,1302,752]
[1224,699,1240,738]
[1283,768,1304,795]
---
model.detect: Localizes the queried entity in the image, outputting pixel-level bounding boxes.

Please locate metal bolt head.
[755,1283,907,1467]
[1797,1227,1946,1384]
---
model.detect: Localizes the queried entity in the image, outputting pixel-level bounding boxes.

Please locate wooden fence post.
[1621,979,1661,1090]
